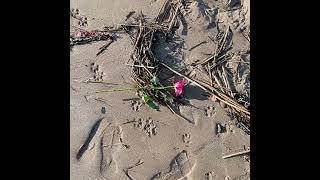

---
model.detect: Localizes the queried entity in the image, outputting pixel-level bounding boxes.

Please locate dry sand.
[70,0,250,179]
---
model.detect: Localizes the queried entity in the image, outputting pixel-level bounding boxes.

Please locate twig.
[130,20,143,60]
[188,41,207,51]
[126,64,155,69]
[122,120,136,125]
[96,38,114,56]
[168,1,180,32]
[123,160,144,180]
[125,11,136,21]
[155,0,170,23]
[222,66,234,98]
[164,101,194,124]
[93,98,113,107]
[212,71,224,93]
[222,150,250,159]
[123,169,134,180]
[220,67,230,96]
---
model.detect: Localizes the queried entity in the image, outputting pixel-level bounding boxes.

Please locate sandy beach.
[70,0,250,179]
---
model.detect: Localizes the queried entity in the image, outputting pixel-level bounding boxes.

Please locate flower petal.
[174,80,184,97]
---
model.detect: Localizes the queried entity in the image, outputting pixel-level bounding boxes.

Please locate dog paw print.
[131,100,142,112]
[205,105,216,117]
[93,71,104,82]
[70,8,88,27]
[182,133,191,144]
[90,62,99,72]
[133,118,145,130]
[89,63,104,82]
[133,117,157,137]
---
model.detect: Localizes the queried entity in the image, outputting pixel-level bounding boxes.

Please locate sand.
[70,0,250,179]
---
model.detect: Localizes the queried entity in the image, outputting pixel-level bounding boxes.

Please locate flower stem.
[96,85,175,93]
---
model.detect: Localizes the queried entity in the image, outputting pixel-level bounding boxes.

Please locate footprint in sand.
[100,125,124,179]
[151,150,196,180]
[205,105,216,117]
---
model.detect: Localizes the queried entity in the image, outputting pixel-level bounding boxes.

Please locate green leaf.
[142,95,159,111]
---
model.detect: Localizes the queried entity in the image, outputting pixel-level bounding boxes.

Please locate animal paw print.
[205,171,216,180]
[133,118,145,130]
[70,8,88,27]
[182,133,191,144]
[93,71,104,82]
[131,100,142,112]
[205,105,216,117]
[133,117,157,137]
[90,62,99,73]
[89,63,104,82]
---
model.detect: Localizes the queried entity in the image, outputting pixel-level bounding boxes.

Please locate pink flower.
[174,80,184,97]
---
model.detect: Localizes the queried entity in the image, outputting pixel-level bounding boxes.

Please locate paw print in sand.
[205,105,216,117]
[133,117,157,137]
[182,133,191,144]
[70,8,88,27]
[89,62,104,82]
[131,100,142,112]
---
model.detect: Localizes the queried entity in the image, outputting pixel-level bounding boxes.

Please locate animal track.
[131,100,142,112]
[70,8,88,27]
[89,62,104,82]
[205,171,216,180]
[182,133,191,144]
[205,105,216,117]
[133,117,158,137]
[100,125,124,179]
[151,150,196,180]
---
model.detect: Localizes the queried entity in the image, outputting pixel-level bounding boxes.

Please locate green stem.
[96,85,175,93]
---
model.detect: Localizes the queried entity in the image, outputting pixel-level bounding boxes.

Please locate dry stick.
[189,41,207,51]
[161,62,250,115]
[168,1,180,32]
[164,101,194,124]
[220,67,231,97]
[219,26,230,53]
[217,69,226,91]
[130,20,143,60]
[241,32,250,42]
[126,64,155,69]
[196,78,236,96]
[222,150,250,159]
[207,63,213,87]
[125,11,136,21]
[148,30,154,49]
[212,71,225,93]
[199,42,225,66]
[155,0,169,22]
[222,66,234,98]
